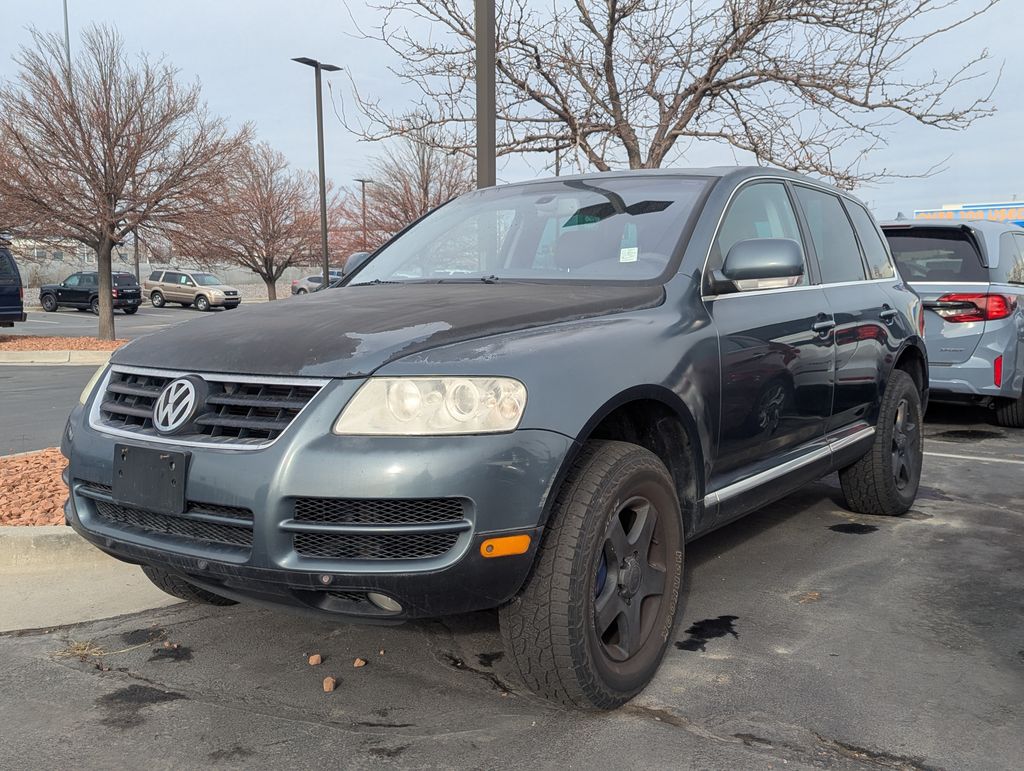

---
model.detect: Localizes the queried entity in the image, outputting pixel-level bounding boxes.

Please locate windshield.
[350,176,711,284]
[192,273,223,286]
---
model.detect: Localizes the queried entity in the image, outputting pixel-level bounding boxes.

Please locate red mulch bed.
[0,448,68,526]
[0,335,126,351]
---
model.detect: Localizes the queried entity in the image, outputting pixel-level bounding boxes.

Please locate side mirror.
[342,252,371,276]
[712,238,804,293]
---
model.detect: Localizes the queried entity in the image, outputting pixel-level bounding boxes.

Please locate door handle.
[812,319,836,334]
[880,306,898,323]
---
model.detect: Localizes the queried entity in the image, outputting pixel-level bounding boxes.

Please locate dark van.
[0,246,27,327]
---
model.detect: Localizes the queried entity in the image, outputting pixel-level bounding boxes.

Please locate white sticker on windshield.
[619,247,638,263]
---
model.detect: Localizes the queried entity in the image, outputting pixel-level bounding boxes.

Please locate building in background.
[914,201,1024,227]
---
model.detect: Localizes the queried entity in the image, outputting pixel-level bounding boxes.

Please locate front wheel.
[41,294,57,312]
[499,440,684,709]
[839,369,923,516]
[195,295,210,312]
[141,565,237,606]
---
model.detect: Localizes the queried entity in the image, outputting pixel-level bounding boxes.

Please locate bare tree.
[0,26,248,339]
[338,132,475,249]
[174,142,322,300]
[347,0,1002,187]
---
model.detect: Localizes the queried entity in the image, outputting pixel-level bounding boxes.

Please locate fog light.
[367,592,402,613]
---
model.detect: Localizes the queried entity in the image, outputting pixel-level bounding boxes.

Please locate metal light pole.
[293,57,341,284]
[474,0,496,189]
[62,0,72,72]
[354,178,371,251]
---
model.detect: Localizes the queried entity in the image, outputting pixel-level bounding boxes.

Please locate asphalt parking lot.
[0,389,1021,769]
[8,305,235,340]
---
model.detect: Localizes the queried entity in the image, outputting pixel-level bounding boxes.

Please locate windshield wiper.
[349,278,404,286]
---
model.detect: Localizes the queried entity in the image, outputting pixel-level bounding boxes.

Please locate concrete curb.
[0,350,111,365]
[0,525,108,570]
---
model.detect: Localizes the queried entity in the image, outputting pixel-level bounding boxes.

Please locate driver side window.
[708,182,808,292]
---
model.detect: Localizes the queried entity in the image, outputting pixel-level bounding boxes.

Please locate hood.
[204,284,238,292]
[112,282,664,378]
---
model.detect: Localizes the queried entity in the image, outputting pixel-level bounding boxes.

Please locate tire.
[40,294,57,312]
[141,564,237,606]
[195,295,210,312]
[122,306,138,315]
[90,297,99,315]
[840,369,923,516]
[296,288,307,295]
[995,395,1024,428]
[499,440,685,710]
[151,291,165,308]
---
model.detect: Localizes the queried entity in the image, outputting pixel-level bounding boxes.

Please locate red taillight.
[112,287,119,298]
[995,355,1003,387]
[292,280,298,286]
[19,287,24,300]
[933,293,1015,323]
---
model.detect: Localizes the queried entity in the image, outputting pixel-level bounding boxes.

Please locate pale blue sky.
[1,0,1020,218]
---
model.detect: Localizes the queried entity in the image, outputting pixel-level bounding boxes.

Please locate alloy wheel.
[891,397,919,491]
[593,495,668,663]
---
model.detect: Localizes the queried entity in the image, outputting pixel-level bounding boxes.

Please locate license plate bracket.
[112,444,190,515]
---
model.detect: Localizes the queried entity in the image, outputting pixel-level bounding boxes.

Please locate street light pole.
[62,0,72,72]
[293,57,341,284]
[474,0,496,189]
[354,178,371,251]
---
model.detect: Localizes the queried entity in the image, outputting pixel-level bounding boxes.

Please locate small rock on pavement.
[323,676,336,693]
[308,654,322,666]
[353,657,367,668]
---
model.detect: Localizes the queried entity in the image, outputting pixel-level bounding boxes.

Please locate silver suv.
[882,220,1024,426]
[144,269,241,311]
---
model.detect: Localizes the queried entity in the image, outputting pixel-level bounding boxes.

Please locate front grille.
[293,531,460,560]
[294,498,464,525]
[94,367,324,446]
[80,483,253,550]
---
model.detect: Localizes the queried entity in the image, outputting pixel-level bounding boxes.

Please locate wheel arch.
[543,385,707,538]
[890,339,929,410]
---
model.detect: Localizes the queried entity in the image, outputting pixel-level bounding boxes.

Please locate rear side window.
[164,272,182,283]
[708,182,808,290]
[1001,233,1024,285]
[148,270,162,281]
[883,228,987,282]
[794,186,867,283]
[846,204,895,279]
[81,274,97,287]
[0,249,18,285]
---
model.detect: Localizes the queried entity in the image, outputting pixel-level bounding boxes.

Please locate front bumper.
[64,390,574,619]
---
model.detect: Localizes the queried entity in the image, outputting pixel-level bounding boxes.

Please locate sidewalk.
[0,527,179,631]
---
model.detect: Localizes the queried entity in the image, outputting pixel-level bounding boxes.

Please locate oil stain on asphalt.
[96,684,187,729]
[675,615,739,652]
[829,523,879,534]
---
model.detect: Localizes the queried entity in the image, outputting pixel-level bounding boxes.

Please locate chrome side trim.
[703,425,876,507]
[702,277,893,302]
[87,365,332,451]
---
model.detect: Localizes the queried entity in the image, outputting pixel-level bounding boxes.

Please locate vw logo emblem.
[153,377,203,434]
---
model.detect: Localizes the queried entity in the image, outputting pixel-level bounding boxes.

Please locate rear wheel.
[40,294,57,312]
[151,291,165,308]
[499,440,684,709]
[90,297,99,315]
[995,395,1024,428]
[141,565,237,606]
[296,288,307,295]
[840,369,923,516]
[122,306,138,315]
[195,295,210,312]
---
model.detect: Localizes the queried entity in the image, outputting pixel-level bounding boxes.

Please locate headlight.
[79,364,108,405]
[333,377,527,435]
